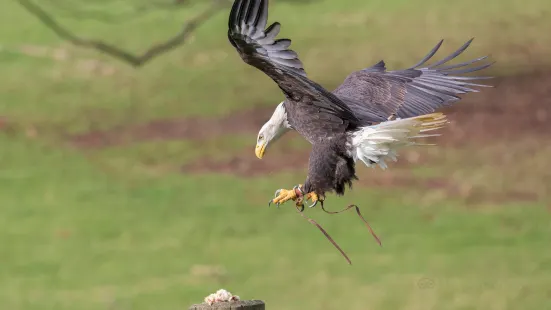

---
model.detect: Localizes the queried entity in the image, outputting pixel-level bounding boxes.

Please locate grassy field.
[1,0,551,309]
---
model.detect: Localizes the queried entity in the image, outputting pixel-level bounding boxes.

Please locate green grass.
[1,0,551,309]
[2,136,551,309]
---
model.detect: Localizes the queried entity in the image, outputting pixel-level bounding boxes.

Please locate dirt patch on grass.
[69,106,274,149]
[181,136,429,177]
[182,147,310,177]
[0,117,7,131]
[70,70,551,150]
[439,70,551,146]
[182,150,538,205]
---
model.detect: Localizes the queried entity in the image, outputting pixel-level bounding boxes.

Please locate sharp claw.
[268,200,273,207]
[295,200,305,212]
[308,200,318,208]
[274,189,281,198]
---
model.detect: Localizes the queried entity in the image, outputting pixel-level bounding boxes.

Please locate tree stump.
[189,300,265,310]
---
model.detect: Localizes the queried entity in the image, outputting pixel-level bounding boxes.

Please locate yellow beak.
[255,142,266,159]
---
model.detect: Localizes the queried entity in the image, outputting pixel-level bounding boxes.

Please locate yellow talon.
[269,184,324,209]
[307,192,318,203]
[296,191,321,208]
[269,188,298,207]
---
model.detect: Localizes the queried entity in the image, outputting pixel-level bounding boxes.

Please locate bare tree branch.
[42,0,195,24]
[18,0,229,67]
[40,0,314,24]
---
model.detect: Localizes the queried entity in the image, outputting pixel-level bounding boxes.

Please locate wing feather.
[333,39,494,121]
[227,0,360,143]
[427,38,474,69]
[409,40,444,69]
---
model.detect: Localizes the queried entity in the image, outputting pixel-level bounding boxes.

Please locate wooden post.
[189,300,265,310]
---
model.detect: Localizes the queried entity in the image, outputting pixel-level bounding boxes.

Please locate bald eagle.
[227,0,493,208]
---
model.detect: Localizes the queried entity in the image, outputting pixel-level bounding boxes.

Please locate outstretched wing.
[227,0,361,143]
[333,39,494,122]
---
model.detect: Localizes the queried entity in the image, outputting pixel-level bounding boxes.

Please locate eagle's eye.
[258,134,264,141]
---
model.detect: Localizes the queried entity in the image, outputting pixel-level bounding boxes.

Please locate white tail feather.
[350,113,448,170]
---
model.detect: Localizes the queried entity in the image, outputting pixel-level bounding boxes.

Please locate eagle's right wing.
[333,39,494,122]
[227,0,361,143]
[227,0,307,78]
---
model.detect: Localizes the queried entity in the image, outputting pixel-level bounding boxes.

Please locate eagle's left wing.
[332,39,494,122]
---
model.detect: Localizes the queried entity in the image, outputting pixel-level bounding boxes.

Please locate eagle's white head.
[255,102,291,159]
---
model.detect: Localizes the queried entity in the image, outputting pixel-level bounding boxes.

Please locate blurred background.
[1,0,550,309]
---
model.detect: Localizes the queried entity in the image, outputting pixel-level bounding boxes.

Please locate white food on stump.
[204,289,240,305]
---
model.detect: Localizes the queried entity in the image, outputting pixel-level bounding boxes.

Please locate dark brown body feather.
[302,136,358,196]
